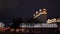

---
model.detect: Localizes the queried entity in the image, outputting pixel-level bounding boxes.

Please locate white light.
[39,9,42,12]
[43,9,46,10]
[33,14,35,16]
[36,11,38,14]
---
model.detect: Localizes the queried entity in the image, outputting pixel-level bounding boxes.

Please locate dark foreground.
[0,32,60,34]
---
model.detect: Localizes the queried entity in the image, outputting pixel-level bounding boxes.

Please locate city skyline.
[0,0,60,26]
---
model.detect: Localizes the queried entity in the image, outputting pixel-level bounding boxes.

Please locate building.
[0,22,5,28]
[33,8,47,23]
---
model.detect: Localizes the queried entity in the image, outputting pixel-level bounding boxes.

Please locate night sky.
[0,0,60,26]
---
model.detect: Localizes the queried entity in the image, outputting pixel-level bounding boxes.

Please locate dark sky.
[0,0,60,26]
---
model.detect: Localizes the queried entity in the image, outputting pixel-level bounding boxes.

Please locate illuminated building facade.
[0,22,5,28]
[33,8,47,23]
